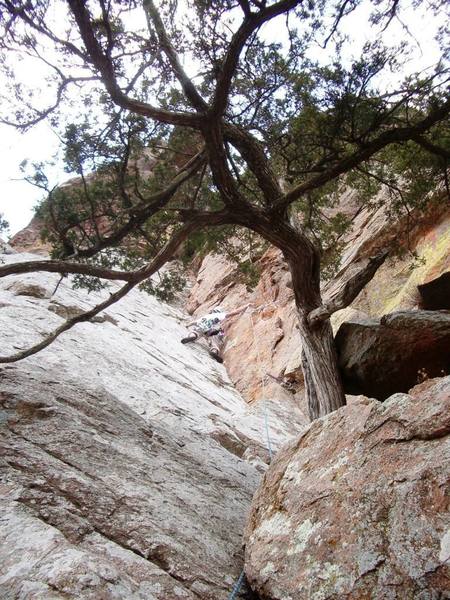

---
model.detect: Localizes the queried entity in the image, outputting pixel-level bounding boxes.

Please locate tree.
[0,0,448,419]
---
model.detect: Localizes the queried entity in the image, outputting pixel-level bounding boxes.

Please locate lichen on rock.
[244,377,450,599]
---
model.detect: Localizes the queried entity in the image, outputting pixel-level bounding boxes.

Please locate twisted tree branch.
[67,0,202,128]
[0,212,229,364]
[55,149,207,259]
[143,0,207,112]
[307,250,389,326]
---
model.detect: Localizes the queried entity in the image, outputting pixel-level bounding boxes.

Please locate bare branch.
[322,0,355,47]
[237,0,252,17]
[67,0,202,128]
[0,280,135,364]
[410,134,450,160]
[143,0,207,112]
[307,250,389,326]
[379,0,401,33]
[203,122,254,210]
[210,0,302,118]
[0,75,99,130]
[0,260,136,282]
[224,123,283,204]
[3,0,88,61]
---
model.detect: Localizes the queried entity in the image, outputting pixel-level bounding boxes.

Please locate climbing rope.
[226,309,275,599]
[250,311,274,461]
[227,569,245,600]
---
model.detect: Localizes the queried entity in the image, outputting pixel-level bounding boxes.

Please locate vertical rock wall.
[186,200,450,413]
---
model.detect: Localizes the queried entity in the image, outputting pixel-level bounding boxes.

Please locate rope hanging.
[250,312,274,461]
[227,569,245,600]
[227,309,275,599]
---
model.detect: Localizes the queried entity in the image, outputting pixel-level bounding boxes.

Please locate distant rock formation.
[0,253,307,599]
[8,149,158,257]
[244,376,450,599]
[8,216,50,254]
[335,310,450,399]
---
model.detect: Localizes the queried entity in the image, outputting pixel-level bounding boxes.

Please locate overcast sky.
[0,123,61,238]
[0,0,444,239]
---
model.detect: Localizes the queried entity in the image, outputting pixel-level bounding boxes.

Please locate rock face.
[244,377,450,599]
[348,204,450,315]
[9,216,51,254]
[187,199,450,411]
[336,310,450,399]
[0,238,14,254]
[187,248,307,412]
[0,253,306,599]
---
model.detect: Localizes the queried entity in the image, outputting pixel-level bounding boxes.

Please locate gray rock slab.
[0,253,305,599]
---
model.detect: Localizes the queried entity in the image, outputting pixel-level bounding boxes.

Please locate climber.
[181,302,254,363]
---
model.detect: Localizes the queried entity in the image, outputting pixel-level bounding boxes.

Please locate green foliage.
[181,225,267,290]
[139,268,186,302]
[235,259,262,291]
[72,274,110,293]
[0,0,448,301]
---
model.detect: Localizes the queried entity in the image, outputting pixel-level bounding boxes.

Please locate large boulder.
[244,377,450,599]
[0,253,306,599]
[336,310,450,399]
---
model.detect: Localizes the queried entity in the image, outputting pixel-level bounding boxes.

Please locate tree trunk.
[285,247,346,420]
[299,320,346,420]
[240,210,347,421]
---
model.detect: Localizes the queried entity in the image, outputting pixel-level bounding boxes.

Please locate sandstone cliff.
[8,216,51,255]
[186,197,450,411]
[10,173,449,414]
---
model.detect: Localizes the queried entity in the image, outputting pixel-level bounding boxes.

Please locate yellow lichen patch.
[286,519,321,555]
[352,211,450,317]
[382,214,450,314]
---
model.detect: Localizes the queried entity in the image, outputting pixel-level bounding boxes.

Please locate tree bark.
[241,211,347,421]
[299,320,346,420]
[284,240,346,420]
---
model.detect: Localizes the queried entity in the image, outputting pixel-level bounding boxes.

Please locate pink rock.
[244,377,450,599]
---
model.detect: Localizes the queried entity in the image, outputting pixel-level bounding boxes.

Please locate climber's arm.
[225,303,252,318]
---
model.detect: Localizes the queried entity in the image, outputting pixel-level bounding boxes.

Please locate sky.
[0,0,445,239]
[0,123,63,237]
